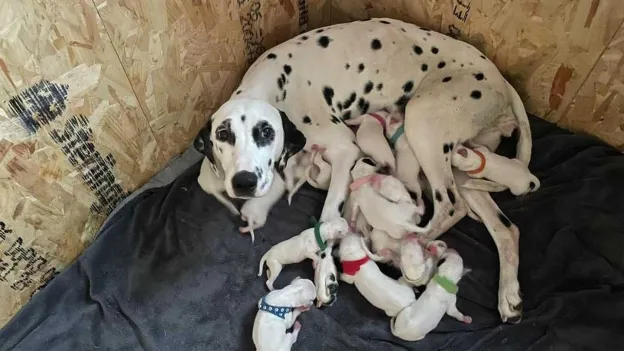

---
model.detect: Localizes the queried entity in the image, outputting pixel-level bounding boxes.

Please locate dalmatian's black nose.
[232,171,258,195]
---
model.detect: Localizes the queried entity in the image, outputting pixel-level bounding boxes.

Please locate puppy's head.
[350,157,378,180]
[314,247,339,307]
[194,99,306,199]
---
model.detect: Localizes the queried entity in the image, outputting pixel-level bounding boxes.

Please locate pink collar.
[368,112,386,131]
[349,174,385,192]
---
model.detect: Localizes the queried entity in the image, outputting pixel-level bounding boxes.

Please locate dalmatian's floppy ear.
[275,109,306,174]
[194,118,220,176]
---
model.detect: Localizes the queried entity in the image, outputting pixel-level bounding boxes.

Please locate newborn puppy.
[391,248,472,341]
[383,111,425,213]
[339,232,416,317]
[452,145,540,196]
[258,218,349,290]
[197,157,239,215]
[252,277,316,351]
[313,246,339,307]
[361,228,401,265]
[345,111,396,171]
[349,157,429,239]
[286,145,332,204]
[399,235,444,286]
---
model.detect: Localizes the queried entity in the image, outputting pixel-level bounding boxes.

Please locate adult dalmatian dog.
[193,18,530,323]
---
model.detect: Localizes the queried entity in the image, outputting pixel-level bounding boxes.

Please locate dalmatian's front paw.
[498,278,522,323]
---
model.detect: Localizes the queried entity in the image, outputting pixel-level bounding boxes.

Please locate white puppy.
[452,145,540,196]
[313,246,339,307]
[196,157,240,215]
[285,144,332,204]
[258,218,349,290]
[399,235,444,286]
[391,248,472,341]
[345,111,396,171]
[348,157,430,239]
[383,111,425,213]
[339,232,416,317]
[252,277,316,351]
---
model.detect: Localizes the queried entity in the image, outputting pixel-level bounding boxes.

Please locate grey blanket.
[1,116,624,351]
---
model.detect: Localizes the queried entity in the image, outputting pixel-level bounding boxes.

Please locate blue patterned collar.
[258,296,294,319]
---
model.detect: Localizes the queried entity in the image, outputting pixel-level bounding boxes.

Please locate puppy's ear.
[276,110,306,174]
[194,119,215,163]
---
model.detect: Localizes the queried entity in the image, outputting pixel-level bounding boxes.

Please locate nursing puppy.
[452,145,540,196]
[399,235,443,286]
[391,248,472,341]
[383,111,425,212]
[345,111,396,171]
[348,157,430,239]
[252,277,316,351]
[285,145,332,204]
[258,218,349,290]
[313,246,339,307]
[339,232,416,317]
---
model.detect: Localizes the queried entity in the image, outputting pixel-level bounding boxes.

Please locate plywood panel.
[331,0,624,148]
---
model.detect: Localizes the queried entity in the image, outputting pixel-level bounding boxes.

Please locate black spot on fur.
[236,90,241,95]
[345,63,350,70]
[452,96,457,100]
[342,92,357,110]
[251,121,275,148]
[281,90,287,101]
[529,181,536,190]
[357,98,370,114]
[301,35,308,40]
[403,81,414,93]
[317,36,331,48]
[443,143,450,153]
[362,158,376,167]
[307,80,311,86]
[498,212,512,228]
[267,53,277,59]
[401,28,406,32]
[474,72,484,81]
[447,188,456,205]
[413,45,423,55]
[302,116,312,124]
[438,61,446,69]
[421,64,428,72]
[371,39,382,50]
[329,273,336,282]
[395,95,411,107]
[241,115,246,122]
[268,160,272,167]
[331,115,341,124]
[323,86,334,106]
[375,69,379,74]
[437,258,446,267]
[435,190,443,202]
[379,20,391,24]
[277,76,285,90]
[461,64,464,67]
[316,29,324,33]
[480,55,486,60]
[431,46,439,54]
[442,76,452,82]
[288,53,292,58]
[376,83,383,91]
[337,102,343,111]
[364,81,374,94]
[338,201,345,213]
[449,209,455,217]
[342,110,352,120]
[283,65,292,75]
[320,252,327,259]
[452,59,456,63]
[470,90,482,99]
[358,63,365,73]
[450,142,454,150]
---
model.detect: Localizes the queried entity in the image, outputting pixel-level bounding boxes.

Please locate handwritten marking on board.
[6,80,69,134]
[239,0,266,66]
[298,0,309,34]
[453,0,471,23]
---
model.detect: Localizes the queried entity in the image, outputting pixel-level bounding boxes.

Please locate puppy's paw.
[294,321,302,330]
[498,279,522,323]
[462,315,473,324]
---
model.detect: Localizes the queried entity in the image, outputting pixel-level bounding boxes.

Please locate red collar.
[466,149,487,175]
[341,256,369,276]
[368,112,386,131]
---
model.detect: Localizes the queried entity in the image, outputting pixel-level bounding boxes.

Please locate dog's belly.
[235,18,508,145]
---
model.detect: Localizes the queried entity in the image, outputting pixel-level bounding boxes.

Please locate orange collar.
[466,149,487,175]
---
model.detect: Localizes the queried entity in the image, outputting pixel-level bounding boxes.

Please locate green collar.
[432,274,458,294]
[311,218,327,251]
[388,125,404,148]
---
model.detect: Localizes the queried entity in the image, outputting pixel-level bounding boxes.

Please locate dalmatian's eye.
[216,129,229,142]
[261,126,274,139]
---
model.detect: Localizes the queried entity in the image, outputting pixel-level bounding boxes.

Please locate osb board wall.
[332,0,624,149]
[0,0,329,327]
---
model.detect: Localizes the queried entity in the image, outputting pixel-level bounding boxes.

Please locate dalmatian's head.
[194,99,306,199]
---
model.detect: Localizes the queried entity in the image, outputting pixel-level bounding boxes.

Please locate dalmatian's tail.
[506,80,532,166]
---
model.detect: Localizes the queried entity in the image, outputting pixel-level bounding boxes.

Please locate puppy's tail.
[359,236,386,262]
[506,80,532,166]
[403,220,431,234]
[258,251,269,277]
